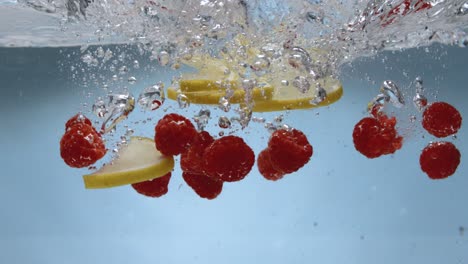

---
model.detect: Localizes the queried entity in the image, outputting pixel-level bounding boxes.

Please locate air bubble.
[128,76,137,84]
[218,116,231,129]
[293,76,311,93]
[158,51,170,66]
[101,92,135,134]
[177,94,190,108]
[310,84,327,105]
[92,97,107,118]
[250,55,270,76]
[193,109,211,131]
[138,83,165,111]
[218,96,231,112]
[380,80,404,108]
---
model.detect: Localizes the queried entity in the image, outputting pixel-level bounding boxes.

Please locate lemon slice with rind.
[83,137,174,189]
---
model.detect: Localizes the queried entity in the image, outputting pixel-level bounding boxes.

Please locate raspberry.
[182,172,223,199]
[65,113,93,130]
[257,149,285,181]
[131,172,172,197]
[60,122,106,168]
[353,115,403,159]
[180,131,214,174]
[422,102,462,138]
[203,135,255,182]
[268,128,313,174]
[155,113,198,156]
[420,141,461,180]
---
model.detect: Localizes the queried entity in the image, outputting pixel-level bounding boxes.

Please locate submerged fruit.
[422,102,462,138]
[155,113,198,156]
[131,172,172,198]
[268,128,313,174]
[353,114,403,159]
[83,137,174,189]
[60,114,106,168]
[203,135,255,182]
[420,141,461,180]
[257,149,285,181]
[182,172,223,200]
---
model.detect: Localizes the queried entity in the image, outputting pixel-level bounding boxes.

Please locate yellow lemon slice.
[169,52,343,112]
[83,137,174,189]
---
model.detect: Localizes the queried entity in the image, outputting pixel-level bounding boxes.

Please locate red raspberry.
[420,141,461,180]
[182,172,223,199]
[353,115,403,159]
[422,102,462,138]
[155,113,197,156]
[203,135,255,182]
[65,113,93,130]
[131,172,172,197]
[180,131,214,174]
[257,149,285,181]
[268,128,313,174]
[60,120,106,168]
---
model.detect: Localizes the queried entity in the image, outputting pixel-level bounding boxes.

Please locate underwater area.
[1,0,468,263]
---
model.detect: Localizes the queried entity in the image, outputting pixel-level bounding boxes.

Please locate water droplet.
[138,83,165,111]
[218,96,231,112]
[101,92,135,134]
[293,76,311,93]
[193,109,211,131]
[367,93,388,114]
[128,76,137,84]
[177,94,190,108]
[380,80,404,108]
[218,116,231,129]
[252,116,266,123]
[125,128,134,137]
[250,55,270,76]
[119,66,128,75]
[158,51,170,66]
[456,3,468,15]
[133,60,140,69]
[96,47,105,58]
[310,84,327,105]
[413,93,428,112]
[264,122,278,133]
[92,97,107,118]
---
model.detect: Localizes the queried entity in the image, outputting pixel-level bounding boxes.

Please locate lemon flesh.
[83,137,174,189]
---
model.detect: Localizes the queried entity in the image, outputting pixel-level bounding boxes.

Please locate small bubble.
[133,60,140,69]
[265,122,278,133]
[250,55,270,76]
[274,115,284,123]
[218,96,231,112]
[138,83,165,111]
[310,84,327,105]
[281,80,289,86]
[218,131,225,136]
[125,128,134,137]
[218,116,231,129]
[252,116,266,123]
[177,94,190,108]
[92,97,107,118]
[194,109,211,131]
[128,76,137,84]
[119,66,128,75]
[158,51,170,66]
[381,80,404,108]
[413,93,428,112]
[293,76,311,93]
[409,115,417,123]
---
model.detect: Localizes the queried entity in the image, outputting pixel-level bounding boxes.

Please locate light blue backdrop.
[0,44,467,263]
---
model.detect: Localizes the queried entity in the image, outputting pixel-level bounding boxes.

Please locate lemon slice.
[168,53,343,112]
[83,137,174,189]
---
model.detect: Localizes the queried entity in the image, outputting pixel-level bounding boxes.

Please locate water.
[1,0,468,263]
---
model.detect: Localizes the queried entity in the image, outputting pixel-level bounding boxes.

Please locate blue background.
[0,44,467,263]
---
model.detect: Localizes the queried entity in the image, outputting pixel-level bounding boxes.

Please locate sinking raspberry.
[182,172,223,199]
[420,141,461,180]
[353,115,403,159]
[180,131,214,174]
[65,113,93,130]
[257,149,285,181]
[131,172,172,197]
[203,135,255,182]
[155,113,198,156]
[422,102,462,138]
[60,122,106,168]
[268,128,313,174]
